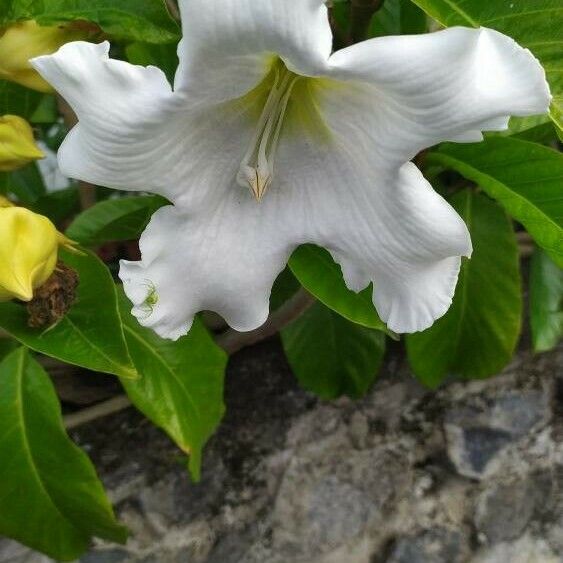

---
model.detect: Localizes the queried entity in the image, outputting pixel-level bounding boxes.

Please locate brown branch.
[57,95,97,210]
[215,288,316,355]
[165,0,181,22]
[64,395,132,430]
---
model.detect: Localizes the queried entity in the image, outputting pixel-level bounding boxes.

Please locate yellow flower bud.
[0,115,44,171]
[0,195,14,207]
[0,206,60,302]
[0,20,88,92]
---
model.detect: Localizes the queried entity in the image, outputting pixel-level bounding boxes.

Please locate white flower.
[31,1,550,340]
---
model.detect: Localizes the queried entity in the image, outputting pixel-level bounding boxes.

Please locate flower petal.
[274,107,472,333]
[119,77,473,338]
[119,199,294,340]
[328,27,551,158]
[175,0,332,105]
[30,41,180,197]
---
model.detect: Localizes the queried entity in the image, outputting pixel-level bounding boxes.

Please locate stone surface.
[474,478,536,543]
[384,527,469,563]
[444,389,550,479]
[0,340,561,563]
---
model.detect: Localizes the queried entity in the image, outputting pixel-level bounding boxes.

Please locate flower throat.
[237,63,300,201]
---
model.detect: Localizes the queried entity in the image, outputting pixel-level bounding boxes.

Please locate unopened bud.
[0,195,15,207]
[0,20,88,92]
[0,115,44,171]
[0,206,71,302]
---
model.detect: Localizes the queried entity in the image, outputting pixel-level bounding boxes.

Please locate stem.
[215,288,316,355]
[64,395,132,430]
[165,0,181,22]
[349,0,385,44]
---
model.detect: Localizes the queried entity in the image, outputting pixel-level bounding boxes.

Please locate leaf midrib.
[14,350,81,535]
[429,152,563,237]
[123,326,201,447]
[64,316,133,377]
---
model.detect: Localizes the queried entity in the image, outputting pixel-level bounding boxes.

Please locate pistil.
[237,65,299,201]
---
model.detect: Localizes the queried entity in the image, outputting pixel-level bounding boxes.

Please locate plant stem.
[215,288,316,355]
[349,0,385,44]
[64,395,132,430]
[165,0,181,22]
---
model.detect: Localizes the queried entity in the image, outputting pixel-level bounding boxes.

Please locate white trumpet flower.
[31,0,550,340]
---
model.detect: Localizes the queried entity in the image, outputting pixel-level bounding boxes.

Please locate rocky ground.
[1,338,562,563]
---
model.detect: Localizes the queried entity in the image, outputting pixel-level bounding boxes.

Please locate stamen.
[237,66,299,201]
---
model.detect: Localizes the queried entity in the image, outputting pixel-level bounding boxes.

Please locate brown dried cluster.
[27,262,79,329]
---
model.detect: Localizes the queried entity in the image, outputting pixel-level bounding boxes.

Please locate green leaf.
[31,186,80,224]
[0,249,138,379]
[5,161,46,204]
[369,0,402,37]
[530,248,563,352]
[282,302,386,399]
[371,0,427,36]
[0,338,18,361]
[407,191,522,385]
[427,138,563,267]
[331,0,426,44]
[289,245,387,332]
[9,0,180,44]
[400,0,427,34]
[496,115,556,144]
[0,81,42,118]
[0,347,127,561]
[125,41,179,84]
[270,267,301,311]
[66,195,167,246]
[118,291,227,481]
[408,0,563,131]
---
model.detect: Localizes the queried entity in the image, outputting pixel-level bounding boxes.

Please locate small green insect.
[138,279,159,320]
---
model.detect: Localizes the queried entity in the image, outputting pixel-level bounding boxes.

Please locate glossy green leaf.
[496,115,556,144]
[9,0,180,43]
[0,347,127,561]
[0,249,138,379]
[289,244,387,332]
[0,338,18,361]
[118,291,227,481]
[31,186,80,224]
[400,0,427,34]
[0,81,42,118]
[370,0,427,36]
[530,248,563,352]
[5,161,46,204]
[282,301,386,399]
[126,41,179,84]
[409,0,563,131]
[407,191,522,385]
[270,267,301,311]
[428,138,563,267]
[66,195,167,246]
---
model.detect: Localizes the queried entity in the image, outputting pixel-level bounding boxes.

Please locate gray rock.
[444,390,550,479]
[474,478,536,543]
[272,446,412,560]
[384,528,468,563]
[3,342,562,563]
[470,534,560,563]
[80,549,130,563]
